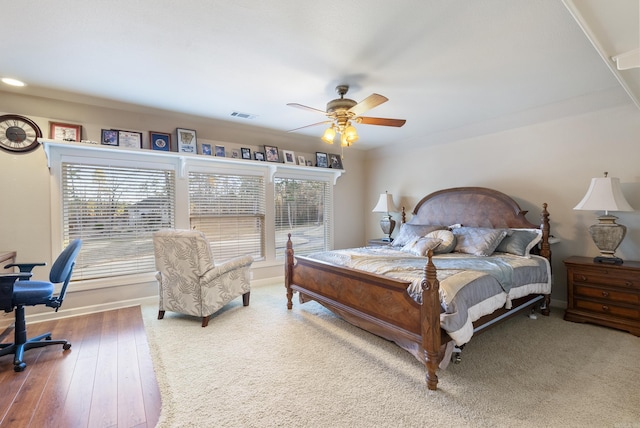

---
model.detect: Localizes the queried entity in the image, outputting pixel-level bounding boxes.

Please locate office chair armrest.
[0,273,33,312]
[4,262,47,273]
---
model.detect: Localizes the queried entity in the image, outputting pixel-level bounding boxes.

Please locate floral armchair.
[152,229,253,327]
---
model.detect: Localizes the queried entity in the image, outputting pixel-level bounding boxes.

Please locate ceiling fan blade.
[287,120,332,132]
[357,116,406,127]
[348,94,388,116]
[287,103,327,114]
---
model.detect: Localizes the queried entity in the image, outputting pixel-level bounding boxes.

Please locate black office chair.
[0,239,82,372]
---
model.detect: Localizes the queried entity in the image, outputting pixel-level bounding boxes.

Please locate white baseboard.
[0,276,285,330]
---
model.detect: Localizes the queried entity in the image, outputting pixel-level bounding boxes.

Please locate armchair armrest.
[4,262,47,274]
[202,255,254,282]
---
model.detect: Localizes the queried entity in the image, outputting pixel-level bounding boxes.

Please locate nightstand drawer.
[574,298,640,320]
[574,284,640,305]
[571,270,639,290]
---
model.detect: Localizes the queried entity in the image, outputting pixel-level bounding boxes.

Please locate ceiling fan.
[287,85,406,147]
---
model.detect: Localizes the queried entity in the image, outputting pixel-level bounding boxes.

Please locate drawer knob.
[578,275,587,281]
[601,291,609,297]
[602,305,610,312]
[625,281,632,287]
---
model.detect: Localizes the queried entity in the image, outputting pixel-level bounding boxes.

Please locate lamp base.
[589,215,626,263]
[379,215,396,242]
[594,256,623,265]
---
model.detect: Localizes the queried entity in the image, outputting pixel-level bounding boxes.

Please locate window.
[61,162,175,280]
[274,177,332,258]
[189,171,265,262]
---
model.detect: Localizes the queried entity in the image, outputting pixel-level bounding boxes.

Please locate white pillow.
[424,230,456,254]
[401,237,442,256]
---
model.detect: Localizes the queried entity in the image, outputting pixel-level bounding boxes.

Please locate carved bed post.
[285,234,294,310]
[421,249,441,391]
[539,203,551,315]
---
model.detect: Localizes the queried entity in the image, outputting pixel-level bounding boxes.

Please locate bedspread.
[306,247,551,345]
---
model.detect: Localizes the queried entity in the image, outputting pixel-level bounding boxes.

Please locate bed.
[284,187,552,390]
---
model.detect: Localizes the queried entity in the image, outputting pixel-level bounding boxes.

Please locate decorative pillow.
[392,224,446,247]
[401,237,442,256]
[495,228,542,257]
[424,230,456,254]
[452,227,508,257]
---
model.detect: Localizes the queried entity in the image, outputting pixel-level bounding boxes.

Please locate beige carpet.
[141,283,640,427]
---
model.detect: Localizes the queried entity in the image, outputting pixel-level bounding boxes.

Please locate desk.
[0,251,16,273]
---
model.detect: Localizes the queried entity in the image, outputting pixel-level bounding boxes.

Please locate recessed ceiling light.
[2,77,26,87]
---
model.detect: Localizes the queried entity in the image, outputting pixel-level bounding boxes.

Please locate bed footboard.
[285,235,445,390]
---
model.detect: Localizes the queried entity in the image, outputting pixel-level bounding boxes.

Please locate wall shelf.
[40,139,343,184]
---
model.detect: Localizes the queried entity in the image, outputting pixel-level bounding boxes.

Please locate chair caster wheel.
[14,363,26,372]
[63,343,71,350]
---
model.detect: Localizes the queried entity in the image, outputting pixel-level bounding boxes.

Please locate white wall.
[364,102,640,305]
[0,90,366,320]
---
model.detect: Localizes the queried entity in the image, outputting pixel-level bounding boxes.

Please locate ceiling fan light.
[321,126,336,144]
[344,125,359,144]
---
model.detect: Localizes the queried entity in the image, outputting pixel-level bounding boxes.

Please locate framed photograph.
[49,122,81,142]
[297,155,305,166]
[101,129,119,146]
[241,147,251,159]
[315,152,328,168]
[305,160,313,166]
[254,151,265,161]
[231,149,240,159]
[264,145,279,162]
[149,131,171,151]
[282,150,296,164]
[215,145,226,157]
[328,153,343,169]
[201,143,212,155]
[176,128,197,153]
[118,130,143,149]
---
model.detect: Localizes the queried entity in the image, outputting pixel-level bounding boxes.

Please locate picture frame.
[215,145,226,157]
[264,145,279,162]
[49,122,81,142]
[101,129,119,146]
[201,143,212,155]
[297,155,306,166]
[176,128,197,153]
[149,131,171,151]
[118,130,143,149]
[305,160,313,166]
[282,149,296,164]
[254,151,265,161]
[315,152,328,168]
[231,149,240,159]
[241,147,251,159]
[328,153,343,169]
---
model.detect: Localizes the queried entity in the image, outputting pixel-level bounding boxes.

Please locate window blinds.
[274,177,331,258]
[61,162,175,280]
[188,171,265,262]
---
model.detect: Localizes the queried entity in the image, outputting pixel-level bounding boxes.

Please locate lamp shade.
[573,175,634,214]
[372,192,397,213]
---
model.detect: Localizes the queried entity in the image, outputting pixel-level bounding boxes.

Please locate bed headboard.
[408,187,540,229]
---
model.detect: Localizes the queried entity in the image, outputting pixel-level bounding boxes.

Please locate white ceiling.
[1,0,638,150]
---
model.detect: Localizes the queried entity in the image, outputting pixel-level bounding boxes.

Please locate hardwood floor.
[0,306,161,428]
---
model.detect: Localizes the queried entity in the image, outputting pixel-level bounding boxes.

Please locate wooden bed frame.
[285,187,551,390]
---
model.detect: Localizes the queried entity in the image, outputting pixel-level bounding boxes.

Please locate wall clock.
[0,114,43,153]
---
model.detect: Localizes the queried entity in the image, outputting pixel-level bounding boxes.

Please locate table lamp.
[573,172,634,264]
[372,191,397,242]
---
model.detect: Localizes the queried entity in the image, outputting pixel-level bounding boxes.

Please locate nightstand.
[367,239,392,247]
[564,256,640,336]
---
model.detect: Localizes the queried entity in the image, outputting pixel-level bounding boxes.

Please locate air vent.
[230,111,257,120]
